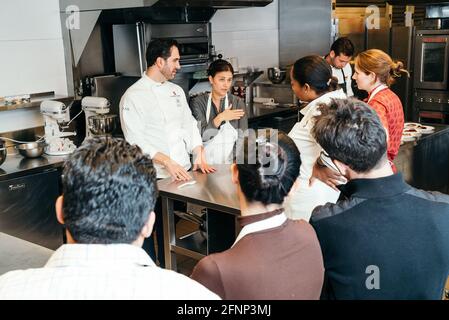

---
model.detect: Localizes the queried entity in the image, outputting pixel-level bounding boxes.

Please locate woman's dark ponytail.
[292,55,338,95]
[236,130,301,205]
[328,76,339,92]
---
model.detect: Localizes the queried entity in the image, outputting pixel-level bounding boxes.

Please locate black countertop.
[0,154,66,182]
[246,102,299,122]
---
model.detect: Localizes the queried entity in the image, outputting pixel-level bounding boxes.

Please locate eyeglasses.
[319,150,343,175]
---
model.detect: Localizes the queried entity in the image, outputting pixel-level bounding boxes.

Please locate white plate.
[417,125,435,134]
[401,135,416,142]
[404,122,420,128]
[402,129,422,137]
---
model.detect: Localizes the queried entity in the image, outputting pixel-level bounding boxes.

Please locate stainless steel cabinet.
[0,169,63,250]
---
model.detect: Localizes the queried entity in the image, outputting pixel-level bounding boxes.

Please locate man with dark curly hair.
[310,98,449,300]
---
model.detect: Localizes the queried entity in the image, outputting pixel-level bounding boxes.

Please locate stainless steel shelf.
[175,230,207,258]
[0,92,73,112]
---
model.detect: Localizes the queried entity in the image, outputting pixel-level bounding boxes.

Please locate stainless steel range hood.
[59,0,273,96]
[59,0,272,11]
[153,0,273,8]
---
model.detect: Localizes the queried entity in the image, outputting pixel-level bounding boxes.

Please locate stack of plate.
[401,123,435,143]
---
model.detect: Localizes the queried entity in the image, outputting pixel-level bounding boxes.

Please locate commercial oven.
[414,29,449,91]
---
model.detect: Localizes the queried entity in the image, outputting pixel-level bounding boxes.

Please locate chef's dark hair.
[146,38,179,67]
[312,98,387,173]
[207,59,234,77]
[331,37,355,57]
[236,130,301,205]
[62,137,158,244]
[292,55,339,95]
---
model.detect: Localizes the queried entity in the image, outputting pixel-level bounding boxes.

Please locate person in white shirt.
[284,55,347,221]
[324,37,355,97]
[120,39,215,267]
[0,137,220,300]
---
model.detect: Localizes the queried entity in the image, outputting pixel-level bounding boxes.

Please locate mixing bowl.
[16,141,45,158]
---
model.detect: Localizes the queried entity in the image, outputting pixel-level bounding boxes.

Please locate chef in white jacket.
[120,38,214,181]
[119,38,215,267]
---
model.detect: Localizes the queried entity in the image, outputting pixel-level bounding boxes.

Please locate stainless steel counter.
[0,232,53,276]
[158,165,240,271]
[158,164,239,214]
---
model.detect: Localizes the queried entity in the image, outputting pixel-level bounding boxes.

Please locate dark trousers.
[142,197,183,269]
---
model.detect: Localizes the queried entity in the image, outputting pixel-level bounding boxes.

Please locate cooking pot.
[88,114,117,136]
[0,138,7,166]
[267,67,287,84]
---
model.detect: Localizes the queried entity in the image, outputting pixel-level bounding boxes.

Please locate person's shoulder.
[404,187,449,206]
[0,268,45,296]
[166,81,185,93]
[373,88,401,105]
[287,219,321,242]
[0,269,27,284]
[121,78,150,101]
[124,77,146,93]
[310,197,367,225]
[190,92,209,106]
[194,251,226,271]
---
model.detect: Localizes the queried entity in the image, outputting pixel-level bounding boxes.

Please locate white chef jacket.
[284,89,347,221]
[120,73,203,179]
[331,62,354,97]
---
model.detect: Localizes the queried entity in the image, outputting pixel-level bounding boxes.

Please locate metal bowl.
[88,114,117,136]
[0,139,6,166]
[267,67,287,84]
[16,142,45,158]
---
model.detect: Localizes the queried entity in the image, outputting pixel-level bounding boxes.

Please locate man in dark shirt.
[310,98,449,300]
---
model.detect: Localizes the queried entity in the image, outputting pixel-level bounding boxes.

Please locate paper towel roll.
[253,97,275,104]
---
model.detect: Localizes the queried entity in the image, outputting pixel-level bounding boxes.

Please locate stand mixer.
[81,96,117,140]
[40,101,77,156]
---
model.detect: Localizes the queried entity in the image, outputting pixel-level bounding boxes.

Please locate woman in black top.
[190,60,248,164]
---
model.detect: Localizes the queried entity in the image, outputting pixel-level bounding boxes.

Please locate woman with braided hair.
[191,130,324,300]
